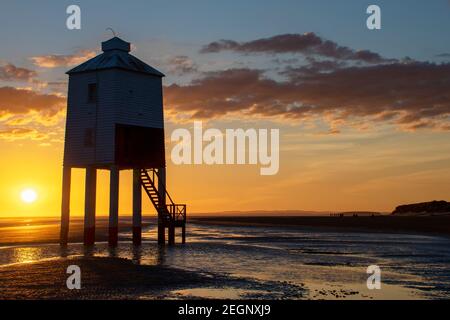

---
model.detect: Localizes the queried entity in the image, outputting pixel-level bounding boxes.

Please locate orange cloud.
[0,86,65,115]
[164,62,450,131]
[0,86,66,141]
[0,63,37,81]
[31,50,96,68]
[193,34,450,131]
[5,109,66,127]
[0,128,48,141]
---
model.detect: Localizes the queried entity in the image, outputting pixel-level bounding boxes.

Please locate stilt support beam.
[182,224,186,244]
[132,169,142,245]
[157,167,167,245]
[108,166,119,246]
[60,166,71,245]
[168,224,175,245]
[84,167,97,246]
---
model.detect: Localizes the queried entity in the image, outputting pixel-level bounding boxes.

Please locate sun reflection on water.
[13,247,43,264]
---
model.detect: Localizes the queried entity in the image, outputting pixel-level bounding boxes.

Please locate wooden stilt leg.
[168,224,175,245]
[109,166,119,246]
[132,169,142,245]
[60,166,71,245]
[84,167,97,246]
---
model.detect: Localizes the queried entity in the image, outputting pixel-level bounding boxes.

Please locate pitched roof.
[66,37,165,77]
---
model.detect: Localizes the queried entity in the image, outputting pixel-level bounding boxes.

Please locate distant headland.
[392,201,450,216]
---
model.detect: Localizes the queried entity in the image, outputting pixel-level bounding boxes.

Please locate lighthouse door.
[115,124,165,169]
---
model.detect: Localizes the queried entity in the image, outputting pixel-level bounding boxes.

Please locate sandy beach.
[0,217,153,246]
[0,256,211,300]
[1,217,450,300]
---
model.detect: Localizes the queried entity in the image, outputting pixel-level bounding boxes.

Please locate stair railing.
[141,169,186,223]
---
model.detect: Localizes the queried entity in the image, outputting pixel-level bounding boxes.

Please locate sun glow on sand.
[20,188,38,204]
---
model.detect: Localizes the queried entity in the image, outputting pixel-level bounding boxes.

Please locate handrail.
[147,168,176,207]
[167,204,186,221]
[140,169,186,223]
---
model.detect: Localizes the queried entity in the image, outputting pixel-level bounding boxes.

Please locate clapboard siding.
[116,70,164,129]
[63,68,164,167]
[64,72,98,166]
[95,69,117,164]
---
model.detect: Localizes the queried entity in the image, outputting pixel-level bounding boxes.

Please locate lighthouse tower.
[60,36,186,247]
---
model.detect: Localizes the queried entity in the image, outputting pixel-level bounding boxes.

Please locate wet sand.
[192,216,450,237]
[0,254,308,300]
[0,256,210,300]
[1,217,449,300]
[3,216,450,247]
[0,218,153,246]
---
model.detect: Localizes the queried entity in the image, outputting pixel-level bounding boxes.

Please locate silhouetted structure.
[392,200,450,216]
[60,36,186,246]
[330,211,382,217]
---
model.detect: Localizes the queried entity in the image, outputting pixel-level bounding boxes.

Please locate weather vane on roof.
[106,28,117,37]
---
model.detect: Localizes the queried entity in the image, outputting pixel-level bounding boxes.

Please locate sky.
[0,0,449,217]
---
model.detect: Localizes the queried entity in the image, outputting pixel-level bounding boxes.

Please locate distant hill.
[392,201,450,216]
[191,210,330,217]
[191,209,391,217]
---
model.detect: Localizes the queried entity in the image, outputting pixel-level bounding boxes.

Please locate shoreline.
[0,220,153,247]
[191,216,450,238]
[2,215,450,247]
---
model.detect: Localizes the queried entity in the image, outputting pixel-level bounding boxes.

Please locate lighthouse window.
[84,128,95,147]
[87,83,97,103]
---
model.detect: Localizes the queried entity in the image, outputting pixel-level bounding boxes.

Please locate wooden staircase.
[139,169,186,244]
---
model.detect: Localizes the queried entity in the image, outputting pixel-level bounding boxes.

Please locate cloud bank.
[201,33,395,64]
[3,33,449,143]
[0,87,66,141]
[0,63,37,82]
[31,50,96,68]
[165,61,450,131]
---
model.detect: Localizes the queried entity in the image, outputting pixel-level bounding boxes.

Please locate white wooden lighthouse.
[60,36,186,247]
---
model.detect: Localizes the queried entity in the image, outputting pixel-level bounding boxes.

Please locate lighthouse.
[60,36,186,247]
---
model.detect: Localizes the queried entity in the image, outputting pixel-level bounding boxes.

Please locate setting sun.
[20,189,38,204]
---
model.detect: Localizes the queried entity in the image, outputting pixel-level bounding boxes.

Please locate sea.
[1,217,450,299]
